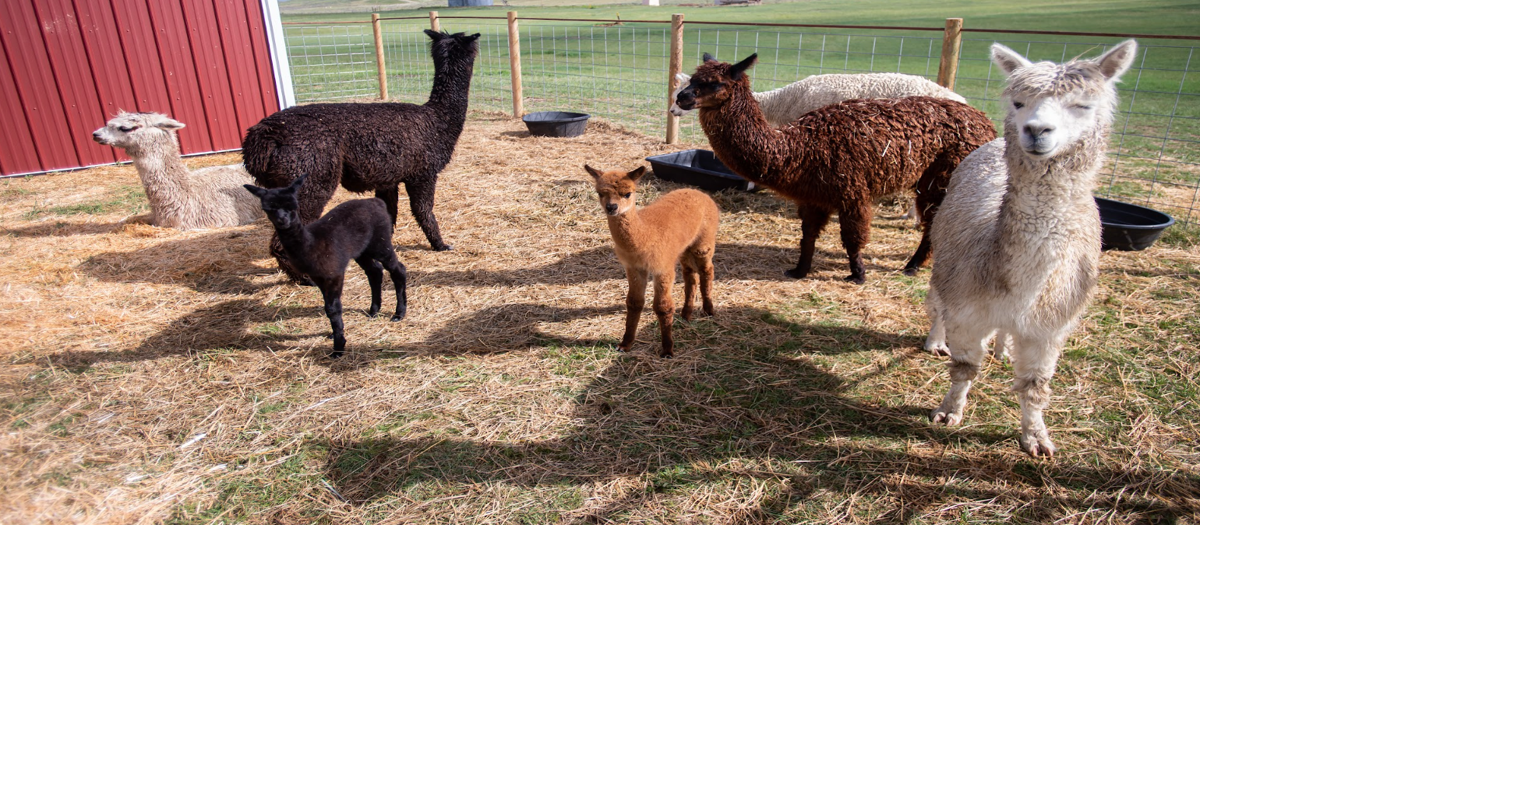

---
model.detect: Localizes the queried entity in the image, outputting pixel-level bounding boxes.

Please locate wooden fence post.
[665,13,684,144]
[508,11,523,117]
[429,10,440,32]
[937,17,963,90]
[372,14,388,100]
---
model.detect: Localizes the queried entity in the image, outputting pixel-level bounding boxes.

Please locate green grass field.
[278,0,1198,217]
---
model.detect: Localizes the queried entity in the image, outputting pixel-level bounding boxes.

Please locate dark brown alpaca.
[585,164,719,358]
[243,30,479,285]
[244,175,408,358]
[675,53,996,284]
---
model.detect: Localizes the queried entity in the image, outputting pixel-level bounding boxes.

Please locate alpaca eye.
[1012,101,1023,109]
[1074,104,1093,111]
[624,193,632,198]
[118,126,135,132]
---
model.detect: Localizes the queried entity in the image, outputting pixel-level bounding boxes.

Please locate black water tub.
[645,149,755,192]
[1096,197,1176,251]
[523,111,590,138]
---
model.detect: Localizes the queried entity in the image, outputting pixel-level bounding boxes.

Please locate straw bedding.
[0,112,1199,524]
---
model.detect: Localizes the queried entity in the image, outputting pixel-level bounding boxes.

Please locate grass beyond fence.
[279,11,1199,223]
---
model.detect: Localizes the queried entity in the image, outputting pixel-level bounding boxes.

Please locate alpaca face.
[675,53,757,113]
[91,112,185,155]
[584,164,647,217]
[990,41,1135,160]
[243,175,307,230]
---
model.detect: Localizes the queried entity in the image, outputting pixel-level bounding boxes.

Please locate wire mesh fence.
[279,16,1199,223]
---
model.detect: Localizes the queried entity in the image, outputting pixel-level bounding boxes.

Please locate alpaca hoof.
[390,314,404,322]
[930,408,962,426]
[660,350,674,359]
[902,267,919,277]
[703,304,715,317]
[329,350,344,359]
[784,267,810,279]
[433,243,453,252]
[924,340,950,357]
[843,273,865,285]
[618,342,635,352]
[1020,432,1056,458]
[366,309,380,319]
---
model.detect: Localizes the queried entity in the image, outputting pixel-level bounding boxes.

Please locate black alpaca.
[242,29,479,284]
[245,176,408,358]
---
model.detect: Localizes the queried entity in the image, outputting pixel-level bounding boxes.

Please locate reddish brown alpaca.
[674,53,996,284]
[585,164,720,358]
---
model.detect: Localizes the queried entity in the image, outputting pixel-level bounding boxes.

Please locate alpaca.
[243,29,479,284]
[925,41,1137,457]
[674,54,995,284]
[244,175,408,358]
[90,112,263,229]
[584,163,719,358]
[670,71,965,125]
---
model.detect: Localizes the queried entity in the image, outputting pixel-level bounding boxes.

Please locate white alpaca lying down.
[92,111,263,229]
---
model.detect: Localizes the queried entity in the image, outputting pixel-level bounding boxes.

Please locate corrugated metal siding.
[0,0,282,177]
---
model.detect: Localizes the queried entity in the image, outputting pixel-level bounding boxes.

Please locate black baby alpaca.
[245,176,408,358]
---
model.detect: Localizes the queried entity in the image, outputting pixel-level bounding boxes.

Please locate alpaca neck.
[424,53,474,135]
[270,218,316,266]
[130,145,196,214]
[605,209,646,254]
[699,88,799,183]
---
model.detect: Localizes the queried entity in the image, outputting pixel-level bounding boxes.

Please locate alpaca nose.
[1025,122,1054,139]
[605,203,618,214]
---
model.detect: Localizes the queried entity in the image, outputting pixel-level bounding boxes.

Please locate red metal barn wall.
[0,0,282,176]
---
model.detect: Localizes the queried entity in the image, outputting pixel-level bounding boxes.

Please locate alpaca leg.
[360,258,384,318]
[923,287,948,356]
[1010,334,1064,457]
[902,185,946,275]
[404,176,450,251]
[319,277,346,358]
[618,270,646,352]
[788,205,831,279]
[698,249,716,316]
[930,322,991,426]
[381,248,408,321]
[679,258,699,323]
[375,185,400,225]
[653,269,676,358]
[836,204,871,285]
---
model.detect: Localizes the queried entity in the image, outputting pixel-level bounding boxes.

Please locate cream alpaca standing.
[925,40,1136,457]
[91,112,263,229]
[585,164,720,358]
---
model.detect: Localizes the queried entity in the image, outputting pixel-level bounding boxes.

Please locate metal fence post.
[372,14,388,100]
[508,11,523,117]
[665,14,684,144]
[937,17,963,90]
[429,10,440,32]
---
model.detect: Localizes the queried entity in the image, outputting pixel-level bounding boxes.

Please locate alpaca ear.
[583,164,603,180]
[464,32,481,41]
[990,43,1030,75]
[1094,40,1137,82]
[702,52,716,63]
[243,184,265,198]
[627,165,648,182]
[155,118,186,131]
[728,54,758,80]
[425,29,444,41]
[289,173,308,191]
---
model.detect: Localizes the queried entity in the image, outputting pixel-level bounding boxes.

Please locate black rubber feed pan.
[645,149,754,192]
[1096,197,1176,251]
[523,111,590,138]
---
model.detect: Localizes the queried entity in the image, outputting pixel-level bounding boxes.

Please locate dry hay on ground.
[0,113,1199,524]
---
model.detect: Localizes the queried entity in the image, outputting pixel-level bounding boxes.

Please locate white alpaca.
[924,40,1136,457]
[669,71,965,125]
[91,111,263,229]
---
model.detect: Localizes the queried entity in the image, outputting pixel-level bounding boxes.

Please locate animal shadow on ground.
[409,240,851,289]
[318,306,1199,523]
[76,225,278,295]
[47,298,319,367]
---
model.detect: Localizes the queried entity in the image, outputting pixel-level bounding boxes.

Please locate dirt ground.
[0,113,1199,524]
